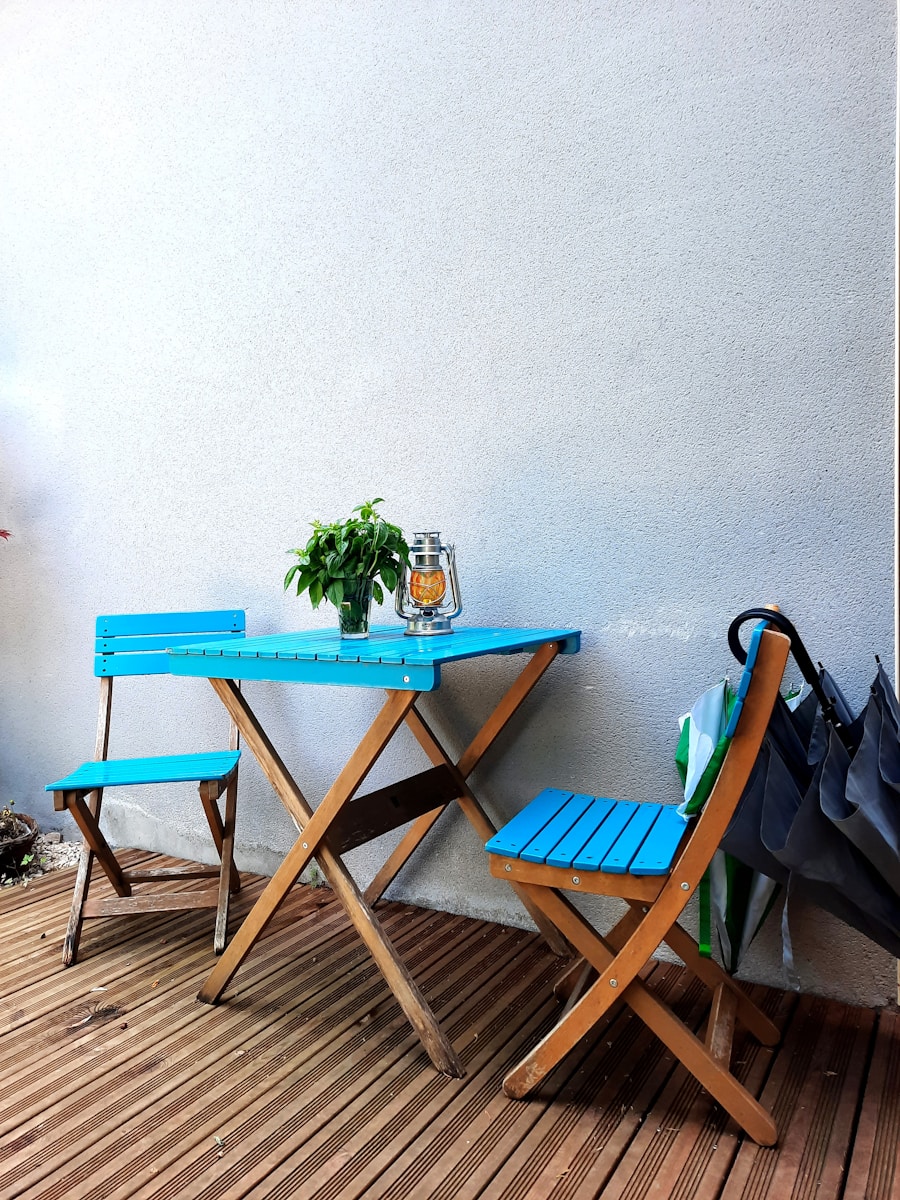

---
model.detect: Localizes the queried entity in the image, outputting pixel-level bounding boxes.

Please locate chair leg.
[59,790,131,896]
[63,840,95,967]
[503,886,778,1146]
[223,770,241,894]
[198,772,241,955]
[59,787,109,967]
[657,911,780,1047]
[553,957,596,1014]
[217,769,240,953]
[706,983,739,1065]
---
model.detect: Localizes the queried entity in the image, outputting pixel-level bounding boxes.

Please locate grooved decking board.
[844,1008,900,1200]
[0,860,895,1200]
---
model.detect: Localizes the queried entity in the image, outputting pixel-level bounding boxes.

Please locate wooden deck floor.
[1,854,898,1200]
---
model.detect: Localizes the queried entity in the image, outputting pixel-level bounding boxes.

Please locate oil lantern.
[395,531,462,636]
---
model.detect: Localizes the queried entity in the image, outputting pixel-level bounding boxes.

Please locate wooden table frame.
[168,626,580,1076]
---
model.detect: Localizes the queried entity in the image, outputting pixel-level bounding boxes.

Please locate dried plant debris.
[0,834,83,887]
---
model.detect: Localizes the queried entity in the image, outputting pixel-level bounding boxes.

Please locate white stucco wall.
[0,1,895,1005]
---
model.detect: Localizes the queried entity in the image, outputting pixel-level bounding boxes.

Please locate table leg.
[362,642,571,957]
[402,708,571,958]
[365,640,562,905]
[196,679,464,1077]
[455,639,562,778]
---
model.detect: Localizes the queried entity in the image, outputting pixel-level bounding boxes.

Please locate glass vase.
[339,578,374,639]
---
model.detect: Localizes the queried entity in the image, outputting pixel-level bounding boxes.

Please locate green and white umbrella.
[676,676,780,972]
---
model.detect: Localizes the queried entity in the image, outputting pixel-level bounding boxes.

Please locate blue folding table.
[168,623,580,1076]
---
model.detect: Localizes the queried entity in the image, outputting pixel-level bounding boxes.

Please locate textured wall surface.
[0,1,895,1004]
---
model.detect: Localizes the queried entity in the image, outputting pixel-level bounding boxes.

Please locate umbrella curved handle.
[728,607,853,746]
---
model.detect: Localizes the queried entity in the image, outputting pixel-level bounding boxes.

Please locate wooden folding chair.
[46,610,246,966]
[485,621,791,1145]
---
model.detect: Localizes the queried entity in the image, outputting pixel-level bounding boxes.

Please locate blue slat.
[600,803,663,873]
[95,632,246,654]
[214,633,310,657]
[97,611,245,637]
[519,793,596,863]
[572,800,639,871]
[169,649,439,691]
[629,805,689,875]
[357,632,430,664]
[484,789,572,858]
[745,622,764,671]
[209,629,402,661]
[735,637,759,702]
[321,627,528,666]
[95,654,176,677]
[723,697,743,740]
[368,628,539,666]
[546,796,617,868]
[385,627,581,665]
[724,622,766,739]
[46,750,241,791]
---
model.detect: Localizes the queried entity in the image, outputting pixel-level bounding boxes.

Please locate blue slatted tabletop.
[167,626,581,690]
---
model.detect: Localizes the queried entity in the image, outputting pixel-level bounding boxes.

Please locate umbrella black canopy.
[721,608,900,960]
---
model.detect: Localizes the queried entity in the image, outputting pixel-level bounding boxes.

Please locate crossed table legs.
[195,641,570,1077]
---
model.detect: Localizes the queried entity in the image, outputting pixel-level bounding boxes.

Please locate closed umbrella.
[821,662,900,895]
[676,675,780,972]
[723,609,900,960]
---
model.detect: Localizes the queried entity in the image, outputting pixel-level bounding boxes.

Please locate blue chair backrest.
[95,610,245,677]
[723,621,767,740]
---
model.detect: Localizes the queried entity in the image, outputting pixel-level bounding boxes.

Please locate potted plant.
[284,498,410,638]
[0,800,39,882]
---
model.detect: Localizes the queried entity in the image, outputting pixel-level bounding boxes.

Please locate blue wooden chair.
[484,621,791,1145]
[45,610,246,966]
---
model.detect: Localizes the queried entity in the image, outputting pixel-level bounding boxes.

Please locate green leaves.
[284,499,410,613]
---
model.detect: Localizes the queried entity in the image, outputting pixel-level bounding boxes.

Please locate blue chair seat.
[46,751,240,793]
[485,787,689,876]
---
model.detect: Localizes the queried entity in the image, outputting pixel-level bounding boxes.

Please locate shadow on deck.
[0,854,897,1200]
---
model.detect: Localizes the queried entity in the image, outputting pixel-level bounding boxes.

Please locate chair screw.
[610,979,618,988]
[504,864,511,872]
[680,882,689,891]
[572,876,581,885]
[302,842,308,850]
